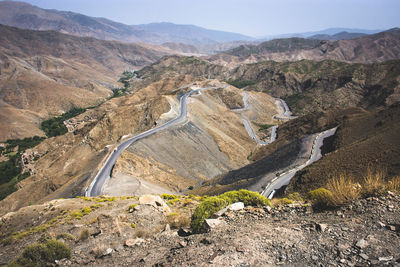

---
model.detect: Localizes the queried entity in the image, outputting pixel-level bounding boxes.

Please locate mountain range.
[207,28,400,65]
[0,1,253,46]
[0,23,172,140]
[0,1,388,49]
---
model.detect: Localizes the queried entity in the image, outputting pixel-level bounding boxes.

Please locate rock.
[104,248,113,256]
[178,228,191,237]
[359,253,369,260]
[114,244,124,252]
[212,207,228,218]
[379,256,394,261]
[355,239,368,249]
[125,238,145,247]
[228,202,245,211]
[316,223,328,232]
[377,221,386,228]
[164,224,171,232]
[179,240,187,248]
[311,255,319,261]
[387,225,397,231]
[264,206,272,213]
[139,195,170,212]
[201,219,227,233]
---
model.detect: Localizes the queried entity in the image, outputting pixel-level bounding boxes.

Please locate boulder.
[139,195,170,212]
[201,219,227,233]
[228,202,245,211]
[211,202,244,218]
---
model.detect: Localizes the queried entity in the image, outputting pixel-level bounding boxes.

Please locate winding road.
[233,93,292,145]
[261,127,337,199]
[85,85,221,197]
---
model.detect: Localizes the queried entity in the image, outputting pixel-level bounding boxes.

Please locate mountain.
[260,28,382,40]
[207,28,400,66]
[135,22,254,44]
[0,1,254,45]
[308,31,368,41]
[0,23,171,140]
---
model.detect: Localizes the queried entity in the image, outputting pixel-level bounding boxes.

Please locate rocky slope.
[105,82,277,195]
[132,55,400,116]
[286,103,400,195]
[0,192,399,266]
[0,24,171,140]
[207,28,400,66]
[0,85,170,216]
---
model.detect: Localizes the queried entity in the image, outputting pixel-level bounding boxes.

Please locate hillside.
[286,103,400,195]
[207,29,400,66]
[0,24,171,140]
[309,31,368,41]
[132,55,400,116]
[0,1,253,45]
[0,192,399,266]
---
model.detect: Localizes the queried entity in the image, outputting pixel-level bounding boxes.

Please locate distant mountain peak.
[0,1,254,45]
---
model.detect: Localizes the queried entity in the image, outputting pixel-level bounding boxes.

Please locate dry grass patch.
[362,169,387,197]
[166,212,191,229]
[326,174,361,206]
[388,176,400,192]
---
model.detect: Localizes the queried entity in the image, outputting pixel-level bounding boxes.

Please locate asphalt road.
[261,127,337,198]
[233,93,291,145]
[85,85,220,197]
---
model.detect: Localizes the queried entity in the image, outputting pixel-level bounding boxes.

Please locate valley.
[0,2,399,266]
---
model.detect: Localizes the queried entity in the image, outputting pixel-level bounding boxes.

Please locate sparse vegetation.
[388,176,400,192]
[257,124,274,132]
[308,188,334,209]
[0,136,46,201]
[78,228,90,241]
[166,212,191,229]
[308,170,397,209]
[286,192,303,202]
[161,194,179,200]
[40,107,86,137]
[8,239,71,267]
[361,169,387,197]
[326,174,361,206]
[191,190,270,233]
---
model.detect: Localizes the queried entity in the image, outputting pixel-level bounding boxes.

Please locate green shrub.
[286,192,303,202]
[308,188,334,209]
[279,198,294,205]
[8,239,71,267]
[190,196,229,233]
[40,107,86,137]
[190,190,270,233]
[220,189,270,207]
[161,194,179,200]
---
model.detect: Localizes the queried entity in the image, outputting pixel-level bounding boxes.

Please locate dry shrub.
[166,212,190,229]
[362,169,387,197]
[135,229,150,238]
[327,174,361,206]
[388,176,400,192]
[79,228,90,241]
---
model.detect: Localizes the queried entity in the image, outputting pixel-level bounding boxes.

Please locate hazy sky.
[17,0,400,37]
